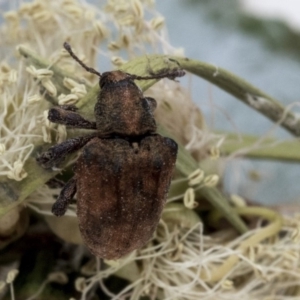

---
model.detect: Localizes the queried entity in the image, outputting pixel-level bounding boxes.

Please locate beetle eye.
[99,79,106,88]
[145,97,157,111]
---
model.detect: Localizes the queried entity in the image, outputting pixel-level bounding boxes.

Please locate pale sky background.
[241,0,300,30]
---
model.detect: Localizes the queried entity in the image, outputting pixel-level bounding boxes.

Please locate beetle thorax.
[94,71,157,136]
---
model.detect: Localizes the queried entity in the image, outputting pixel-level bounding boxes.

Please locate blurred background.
[154,0,300,206]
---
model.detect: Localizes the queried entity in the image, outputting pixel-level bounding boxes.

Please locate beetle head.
[99,71,133,88]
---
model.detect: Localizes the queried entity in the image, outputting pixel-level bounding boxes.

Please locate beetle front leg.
[52,177,77,216]
[48,106,97,130]
[37,134,96,169]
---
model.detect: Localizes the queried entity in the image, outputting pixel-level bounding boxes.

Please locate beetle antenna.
[63,42,102,78]
[131,69,185,81]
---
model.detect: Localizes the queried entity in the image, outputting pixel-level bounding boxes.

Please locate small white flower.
[188,168,204,186]
[0,144,6,155]
[7,160,28,181]
[41,78,57,96]
[183,187,197,209]
[58,93,78,105]
[27,94,43,104]
[75,277,87,292]
[203,174,219,187]
[6,269,19,284]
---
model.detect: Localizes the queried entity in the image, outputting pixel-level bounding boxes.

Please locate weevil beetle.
[37,42,185,259]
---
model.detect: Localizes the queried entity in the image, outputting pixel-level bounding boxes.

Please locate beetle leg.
[37,134,96,169]
[46,177,65,189]
[52,177,77,216]
[57,104,78,112]
[48,106,97,129]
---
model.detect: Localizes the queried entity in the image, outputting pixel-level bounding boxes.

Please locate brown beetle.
[37,42,184,259]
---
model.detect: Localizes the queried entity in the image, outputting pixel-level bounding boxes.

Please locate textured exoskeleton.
[37,42,184,259]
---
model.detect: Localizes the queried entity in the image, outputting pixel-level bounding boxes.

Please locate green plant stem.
[78,54,300,136]
[172,56,300,137]
[221,132,300,162]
